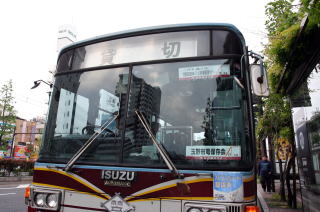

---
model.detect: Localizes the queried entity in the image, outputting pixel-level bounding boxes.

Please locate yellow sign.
[276,138,292,160]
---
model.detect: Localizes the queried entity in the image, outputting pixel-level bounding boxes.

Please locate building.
[15,117,35,146]
[13,116,45,159]
[57,25,77,53]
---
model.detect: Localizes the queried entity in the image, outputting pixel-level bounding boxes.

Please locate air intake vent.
[228,205,241,212]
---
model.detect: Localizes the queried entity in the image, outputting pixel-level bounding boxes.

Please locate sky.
[0,0,270,120]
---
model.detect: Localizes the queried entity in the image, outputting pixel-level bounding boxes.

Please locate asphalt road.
[0,181,30,212]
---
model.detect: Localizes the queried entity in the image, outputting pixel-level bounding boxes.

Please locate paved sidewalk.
[257,181,303,212]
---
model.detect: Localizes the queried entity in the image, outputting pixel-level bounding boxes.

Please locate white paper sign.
[178,65,230,80]
[186,146,241,160]
[213,172,243,202]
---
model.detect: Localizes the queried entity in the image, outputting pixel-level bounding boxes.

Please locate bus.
[25,23,269,212]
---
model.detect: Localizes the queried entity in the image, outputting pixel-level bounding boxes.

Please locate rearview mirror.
[250,64,270,97]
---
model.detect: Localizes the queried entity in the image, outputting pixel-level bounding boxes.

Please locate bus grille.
[227,205,241,212]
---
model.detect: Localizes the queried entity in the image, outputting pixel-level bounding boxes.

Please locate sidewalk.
[257,180,303,212]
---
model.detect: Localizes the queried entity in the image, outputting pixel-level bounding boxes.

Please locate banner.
[14,145,28,158]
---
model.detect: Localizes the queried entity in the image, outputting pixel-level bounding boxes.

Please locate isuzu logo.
[101,170,136,187]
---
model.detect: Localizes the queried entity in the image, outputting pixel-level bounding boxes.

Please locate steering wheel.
[82,125,95,135]
[82,125,116,137]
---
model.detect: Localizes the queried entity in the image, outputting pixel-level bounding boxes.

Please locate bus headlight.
[35,193,46,207]
[187,208,203,212]
[46,194,58,208]
[184,203,228,212]
[32,189,61,211]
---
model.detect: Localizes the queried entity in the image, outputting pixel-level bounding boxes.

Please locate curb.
[0,176,33,182]
[257,189,270,212]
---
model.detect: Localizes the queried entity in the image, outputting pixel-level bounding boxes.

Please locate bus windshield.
[39,59,251,170]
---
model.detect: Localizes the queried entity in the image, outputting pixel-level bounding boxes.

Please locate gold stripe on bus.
[125,184,176,201]
[34,167,110,199]
[184,178,212,184]
[244,195,255,201]
[32,182,107,200]
[243,175,254,183]
[125,177,212,201]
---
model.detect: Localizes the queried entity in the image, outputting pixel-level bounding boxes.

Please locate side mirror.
[250,64,270,97]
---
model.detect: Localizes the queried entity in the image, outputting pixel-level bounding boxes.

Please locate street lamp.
[30,80,60,103]
[31,80,53,89]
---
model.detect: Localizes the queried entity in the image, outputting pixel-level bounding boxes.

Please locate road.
[0,181,30,212]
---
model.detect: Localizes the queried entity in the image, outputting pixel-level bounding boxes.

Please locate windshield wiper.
[233,76,244,90]
[64,112,119,172]
[135,110,182,178]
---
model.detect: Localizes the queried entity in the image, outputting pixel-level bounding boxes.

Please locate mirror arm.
[248,51,264,83]
[257,58,264,84]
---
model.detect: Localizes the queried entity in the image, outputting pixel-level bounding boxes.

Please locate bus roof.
[58,23,245,57]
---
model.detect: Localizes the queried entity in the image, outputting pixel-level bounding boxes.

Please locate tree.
[0,80,16,151]
[262,0,306,208]
[256,94,294,201]
[265,0,299,36]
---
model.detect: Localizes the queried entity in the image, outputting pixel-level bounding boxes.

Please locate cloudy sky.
[0,0,269,120]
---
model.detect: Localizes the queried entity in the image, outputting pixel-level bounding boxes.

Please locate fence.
[0,159,34,177]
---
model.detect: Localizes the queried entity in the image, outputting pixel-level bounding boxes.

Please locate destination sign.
[74,31,209,69]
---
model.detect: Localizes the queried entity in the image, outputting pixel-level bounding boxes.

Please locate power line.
[15,94,47,105]
[15,95,48,105]
[15,98,47,109]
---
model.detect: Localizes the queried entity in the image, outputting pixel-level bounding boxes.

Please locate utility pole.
[10,126,16,158]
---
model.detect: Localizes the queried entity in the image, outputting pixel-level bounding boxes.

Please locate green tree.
[265,0,299,36]
[256,94,292,142]
[261,0,307,208]
[0,80,16,151]
[256,94,294,204]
